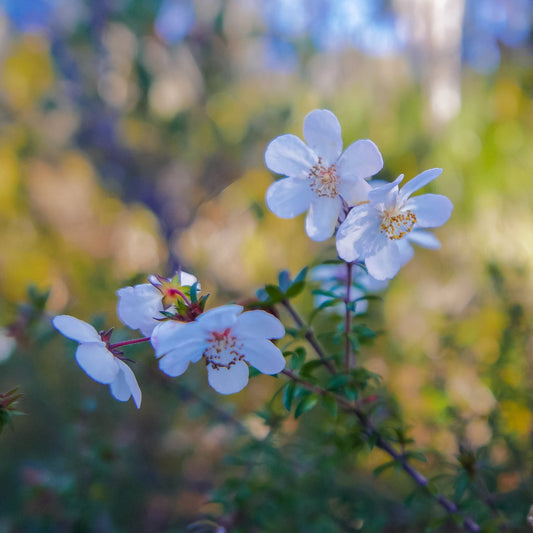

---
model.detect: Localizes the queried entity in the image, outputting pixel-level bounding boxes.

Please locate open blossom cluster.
[53,272,285,408]
[265,109,453,280]
[52,108,452,411]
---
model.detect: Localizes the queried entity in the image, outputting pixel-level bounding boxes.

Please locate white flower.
[151,305,285,395]
[265,109,383,241]
[116,271,198,336]
[0,328,16,364]
[336,168,453,280]
[52,315,141,408]
[311,264,388,315]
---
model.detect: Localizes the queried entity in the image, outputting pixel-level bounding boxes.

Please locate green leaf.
[27,284,50,311]
[282,381,296,412]
[199,294,210,311]
[317,299,341,311]
[345,301,358,312]
[350,367,382,386]
[248,367,261,378]
[256,288,269,301]
[321,395,338,418]
[278,270,291,292]
[189,281,199,303]
[348,333,360,352]
[454,471,469,501]
[294,394,319,418]
[300,359,326,377]
[405,451,427,463]
[344,388,358,401]
[285,327,302,338]
[286,281,305,298]
[326,375,351,391]
[294,386,311,400]
[312,289,340,298]
[293,266,308,285]
[373,460,396,477]
[354,324,376,339]
[289,347,306,370]
[265,284,285,301]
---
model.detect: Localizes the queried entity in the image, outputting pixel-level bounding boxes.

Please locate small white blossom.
[151,305,285,395]
[116,271,198,336]
[52,315,141,408]
[265,109,383,241]
[336,168,453,280]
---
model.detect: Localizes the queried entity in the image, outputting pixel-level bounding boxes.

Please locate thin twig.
[109,337,151,350]
[344,261,354,371]
[281,299,336,375]
[281,369,481,532]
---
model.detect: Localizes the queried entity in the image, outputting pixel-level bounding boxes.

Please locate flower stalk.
[108,337,151,350]
[281,299,336,375]
[281,369,481,532]
[344,261,354,372]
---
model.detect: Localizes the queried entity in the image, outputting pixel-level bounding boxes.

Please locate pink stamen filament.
[167,288,191,306]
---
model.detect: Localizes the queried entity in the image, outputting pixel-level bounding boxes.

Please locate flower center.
[309,157,339,198]
[203,328,245,370]
[380,209,417,240]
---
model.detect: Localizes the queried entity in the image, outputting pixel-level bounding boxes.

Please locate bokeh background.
[2,0,533,531]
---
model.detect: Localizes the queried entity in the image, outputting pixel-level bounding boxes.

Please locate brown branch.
[281,369,481,532]
[281,299,336,375]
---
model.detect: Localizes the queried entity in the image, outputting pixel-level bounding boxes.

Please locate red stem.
[109,337,151,349]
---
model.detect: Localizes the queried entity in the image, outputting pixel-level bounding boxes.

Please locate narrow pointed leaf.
[294,393,319,418]
[283,381,296,412]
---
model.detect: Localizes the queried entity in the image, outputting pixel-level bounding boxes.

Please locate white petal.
[159,350,194,377]
[404,194,453,228]
[265,177,313,218]
[179,271,198,287]
[310,264,343,282]
[156,337,205,375]
[303,109,343,165]
[241,339,285,374]
[150,320,202,358]
[264,134,317,177]
[116,284,163,336]
[368,175,403,205]
[407,230,441,249]
[232,310,285,340]
[305,196,342,241]
[365,242,403,280]
[354,299,369,315]
[111,360,142,408]
[396,239,415,267]
[75,342,119,384]
[400,168,443,198]
[336,205,386,261]
[337,139,383,180]
[53,315,100,343]
[196,305,243,333]
[357,271,389,292]
[338,177,372,206]
[207,361,249,395]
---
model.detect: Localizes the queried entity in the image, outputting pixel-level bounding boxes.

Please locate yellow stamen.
[380,209,417,240]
